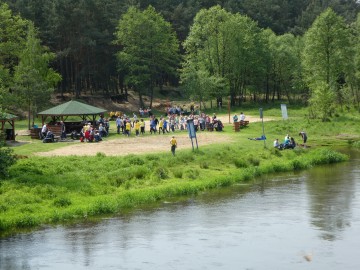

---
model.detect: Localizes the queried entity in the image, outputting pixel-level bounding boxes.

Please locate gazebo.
[0,112,18,141]
[36,100,107,136]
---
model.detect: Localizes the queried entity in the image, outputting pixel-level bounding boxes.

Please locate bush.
[0,146,17,179]
[53,197,72,207]
[234,158,249,168]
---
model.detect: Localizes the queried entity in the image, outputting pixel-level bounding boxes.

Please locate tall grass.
[0,142,348,236]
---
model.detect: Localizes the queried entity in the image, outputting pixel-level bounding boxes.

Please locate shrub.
[248,156,260,166]
[128,155,145,165]
[200,161,209,169]
[0,147,17,179]
[152,167,169,180]
[184,168,200,179]
[352,141,360,149]
[172,169,183,178]
[53,197,72,207]
[234,159,249,168]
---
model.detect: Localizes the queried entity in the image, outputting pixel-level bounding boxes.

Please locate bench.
[233,121,249,132]
[240,120,249,127]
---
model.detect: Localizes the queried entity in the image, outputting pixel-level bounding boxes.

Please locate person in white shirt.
[240,112,245,122]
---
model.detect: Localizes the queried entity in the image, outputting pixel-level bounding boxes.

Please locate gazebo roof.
[37,100,107,116]
[0,112,18,121]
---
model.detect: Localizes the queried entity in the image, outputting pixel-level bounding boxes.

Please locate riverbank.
[1,114,359,236]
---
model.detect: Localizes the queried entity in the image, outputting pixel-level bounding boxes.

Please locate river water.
[1,150,360,270]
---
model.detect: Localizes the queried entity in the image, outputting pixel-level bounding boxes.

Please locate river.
[1,150,360,270]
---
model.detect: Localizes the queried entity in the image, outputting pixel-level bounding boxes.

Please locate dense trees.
[3,0,359,99]
[302,8,353,119]
[13,22,61,129]
[0,3,60,122]
[114,6,180,108]
[2,0,360,119]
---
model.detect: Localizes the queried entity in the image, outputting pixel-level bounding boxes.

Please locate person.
[41,124,48,139]
[98,123,107,137]
[240,112,245,122]
[134,120,140,136]
[284,135,290,145]
[233,114,238,122]
[140,119,145,135]
[299,131,308,146]
[116,116,122,134]
[170,136,177,156]
[274,138,280,148]
[60,121,66,139]
[248,135,266,141]
[43,129,54,143]
[125,120,131,137]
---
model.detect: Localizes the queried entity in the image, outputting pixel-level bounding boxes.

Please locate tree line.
[1,0,360,124]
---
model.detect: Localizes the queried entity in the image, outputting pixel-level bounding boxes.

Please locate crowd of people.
[112,110,225,137]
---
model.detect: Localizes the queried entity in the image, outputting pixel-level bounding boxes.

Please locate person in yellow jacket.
[125,121,131,137]
[158,118,164,134]
[170,136,177,156]
[134,120,140,136]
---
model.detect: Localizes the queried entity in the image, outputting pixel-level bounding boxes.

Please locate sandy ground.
[28,115,267,157]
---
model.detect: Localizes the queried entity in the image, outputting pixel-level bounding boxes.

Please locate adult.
[116,116,122,134]
[299,131,308,146]
[273,138,280,148]
[240,112,245,122]
[41,124,48,139]
[140,119,145,135]
[60,121,66,139]
[170,136,177,156]
[233,114,238,122]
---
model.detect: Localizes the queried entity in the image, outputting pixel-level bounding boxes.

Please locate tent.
[0,112,18,140]
[37,100,107,125]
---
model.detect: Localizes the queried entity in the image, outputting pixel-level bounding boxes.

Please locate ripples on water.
[1,153,360,270]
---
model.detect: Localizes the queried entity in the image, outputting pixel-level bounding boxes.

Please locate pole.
[228,95,231,124]
[260,108,266,148]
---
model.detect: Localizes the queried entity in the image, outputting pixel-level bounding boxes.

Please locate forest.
[1,0,360,121]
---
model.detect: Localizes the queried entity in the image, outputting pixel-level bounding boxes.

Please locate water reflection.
[306,153,359,241]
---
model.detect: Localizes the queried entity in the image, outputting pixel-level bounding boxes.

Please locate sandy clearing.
[35,132,235,157]
[33,115,271,157]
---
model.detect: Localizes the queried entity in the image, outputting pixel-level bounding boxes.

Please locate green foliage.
[114,5,180,107]
[309,82,335,121]
[13,22,61,129]
[0,146,17,179]
[302,8,352,110]
[352,141,360,148]
[53,197,72,208]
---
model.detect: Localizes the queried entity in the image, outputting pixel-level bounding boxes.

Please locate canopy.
[38,100,106,116]
[0,112,18,140]
[37,100,107,125]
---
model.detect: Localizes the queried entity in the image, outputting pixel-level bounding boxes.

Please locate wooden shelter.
[36,100,107,136]
[0,112,18,140]
[38,100,107,123]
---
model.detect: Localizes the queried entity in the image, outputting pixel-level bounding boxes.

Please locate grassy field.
[0,104,359,237]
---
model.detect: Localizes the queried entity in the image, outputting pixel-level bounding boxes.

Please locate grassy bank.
[1,106,359,236]
[0,143,348,236]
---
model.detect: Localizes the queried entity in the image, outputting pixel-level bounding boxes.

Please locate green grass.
[1,104,359,236]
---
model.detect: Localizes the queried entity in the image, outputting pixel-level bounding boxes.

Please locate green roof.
[37,100,107,116]
[0,112,18,121]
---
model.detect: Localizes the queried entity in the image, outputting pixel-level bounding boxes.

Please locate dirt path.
[34,115,270,157]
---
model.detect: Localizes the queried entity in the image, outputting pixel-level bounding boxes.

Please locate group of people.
[233,112,246,123]
[273,131,307,150]
[112,111,225,137]
[78,122,104,142]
